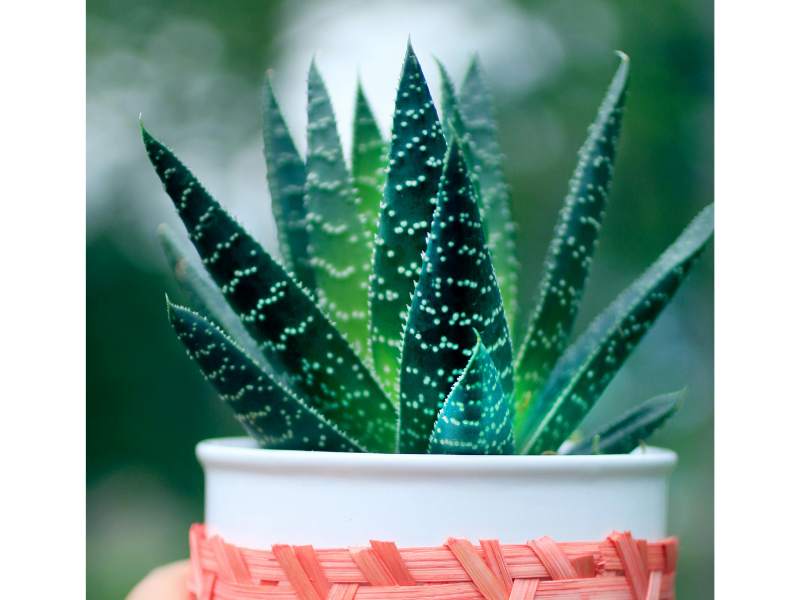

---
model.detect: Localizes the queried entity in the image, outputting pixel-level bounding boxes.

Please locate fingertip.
[126,560,191,600]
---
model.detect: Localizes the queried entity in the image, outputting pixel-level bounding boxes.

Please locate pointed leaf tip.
[437,58,465,146]
[369,44,447,399]
[304,61,372,358]
[308,57,321,79]
[567,389,684,455]
[262,75,316,291]
[168,304,365,452]
[514,56,631,424]
[428,335,515,455]
[398,123,513,452]
[456,57,519,333]
[518,203,713,454]
[351,80,387,342]
[146,131,396,452]
[262,70,274,91]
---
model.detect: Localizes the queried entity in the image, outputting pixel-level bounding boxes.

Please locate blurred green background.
[87,1,713,597]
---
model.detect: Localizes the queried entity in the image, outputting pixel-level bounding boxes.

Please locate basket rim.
[188,524,678,600]
[197,437,677,476]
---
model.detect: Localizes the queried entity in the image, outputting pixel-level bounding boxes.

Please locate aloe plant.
[145,44,713,455]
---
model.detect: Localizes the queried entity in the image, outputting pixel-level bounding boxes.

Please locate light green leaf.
[262,74,315,292]
[428,334,514,455]
[515,53,629,422]
[518,203,713,454]
[351,79,387,343]
[143,126,397,453]
[567,389,683,455]
[399,141,513,453]
[304,62,371,358]
[168,300,364,452]
[369,43,447,400]
[458,56,519,334]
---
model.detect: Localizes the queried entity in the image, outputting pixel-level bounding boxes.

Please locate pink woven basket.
[188,524,677,599]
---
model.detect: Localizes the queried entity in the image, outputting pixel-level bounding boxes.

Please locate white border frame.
[716,1,800,597]
[1,1,86,597]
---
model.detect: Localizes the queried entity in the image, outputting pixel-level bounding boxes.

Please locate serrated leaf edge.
[166,297,367,452]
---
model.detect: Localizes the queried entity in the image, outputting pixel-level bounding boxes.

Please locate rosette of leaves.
[144,43,713,455]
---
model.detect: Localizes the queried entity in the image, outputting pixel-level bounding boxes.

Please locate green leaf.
[167,300,364,452]
[436,60,481,204]
[437,60,458,138]
[398,141,514,453]
[428,334,514,455]
[157,223,267,372]
[142,126,397,453]
[567,389,683,455]
[369,43,447,400]
[304,62,371,358]
[352,79,387,238]
[515,53,629,422]
[458,56,519,334]
[436,60,468,146]
[518,203,713,454]
[351,79,387,362]
[262,74,316,292]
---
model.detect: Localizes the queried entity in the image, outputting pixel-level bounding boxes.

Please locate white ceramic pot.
[197,437,677,549]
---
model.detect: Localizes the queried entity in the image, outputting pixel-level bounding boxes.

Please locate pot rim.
[197,437,677,477]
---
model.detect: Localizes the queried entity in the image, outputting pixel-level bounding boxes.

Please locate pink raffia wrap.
[188,524,678,600]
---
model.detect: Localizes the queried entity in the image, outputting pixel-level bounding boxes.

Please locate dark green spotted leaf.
[515,54,629,422]
[458,56,519,333]
[351,79,387,324]
[369,43,447,401]
[305,62,371,358]
[143,126,397,453]
[428,334,514,455]
[398,141,513,453]
[158,223,267,372]
[567,389,683,455]
[518,203,713,454]
[262,74,315,292]
[167,300,364,452]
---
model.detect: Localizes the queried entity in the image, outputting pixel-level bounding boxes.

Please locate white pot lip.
[197,437,677,477]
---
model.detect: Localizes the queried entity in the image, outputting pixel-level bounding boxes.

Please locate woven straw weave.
[188,524,677,600]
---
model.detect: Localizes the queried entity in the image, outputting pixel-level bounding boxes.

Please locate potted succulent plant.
[143,44,711,598]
